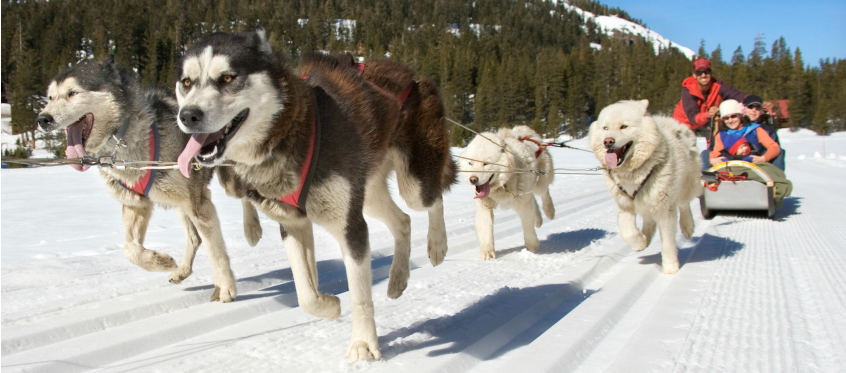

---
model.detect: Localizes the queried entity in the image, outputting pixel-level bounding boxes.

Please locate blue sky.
[599,0,846,68]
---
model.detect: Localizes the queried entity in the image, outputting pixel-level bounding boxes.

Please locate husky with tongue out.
[173,28,417,361]
[588,100,702,274]
[459,125,555,260]
[35,56,246,302]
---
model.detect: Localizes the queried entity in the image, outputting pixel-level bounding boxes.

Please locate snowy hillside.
[2,129,845,372]
[561,2,696,58]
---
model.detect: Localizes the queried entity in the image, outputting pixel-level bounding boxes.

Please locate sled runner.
[699,161,792,220]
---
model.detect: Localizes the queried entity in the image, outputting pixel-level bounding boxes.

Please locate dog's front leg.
[516,196,541,252]
[618,208,648,251]
[284,220,341,319]
[328,216,380,361]
[678,203,695,239]
[122,203,178,272]
[657,208,681,274]
[475,199,496,260]
[167,208,201,284]
[185,189,237,302]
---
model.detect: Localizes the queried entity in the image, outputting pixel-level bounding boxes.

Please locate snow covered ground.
[2,128,845,372]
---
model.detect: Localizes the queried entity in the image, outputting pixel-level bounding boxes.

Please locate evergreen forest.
[3,0,844,152]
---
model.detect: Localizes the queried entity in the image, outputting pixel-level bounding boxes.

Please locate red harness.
[518,137,549,158]
[277,116,316,209]
[353,63,415,107]
[119,122,159,196]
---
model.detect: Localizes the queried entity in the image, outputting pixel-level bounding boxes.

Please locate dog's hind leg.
[678,204,695,239]
[363,167,412,299]
[657,210,681,274]
[641,215,657,246]
[122,203,178,272]
[541,190,555,220]
[184,189,237,302]
[242,199,262,246]
[168,208,201,284]
[284,220,341,319]
[515,195,541,252]
[391,149,449,266]
[425,198,448,265]
[619,208,648,251]
[533,198,543,228]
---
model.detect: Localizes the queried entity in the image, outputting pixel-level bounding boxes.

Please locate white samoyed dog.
[459,125,555,260]
[588,100,701,274]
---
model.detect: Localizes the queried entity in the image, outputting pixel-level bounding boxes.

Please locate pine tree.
[788,48,808,129]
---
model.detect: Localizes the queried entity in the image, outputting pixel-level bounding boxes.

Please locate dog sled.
[699,160,792,220]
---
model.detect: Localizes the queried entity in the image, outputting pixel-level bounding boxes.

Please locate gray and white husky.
[174,29,455,361]
[36,57,253,302]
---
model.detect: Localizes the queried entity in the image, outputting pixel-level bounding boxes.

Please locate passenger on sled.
[708,99,782,168]
[742,95,786,170]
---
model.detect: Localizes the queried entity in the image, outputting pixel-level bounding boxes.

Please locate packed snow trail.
[2,130,846,372]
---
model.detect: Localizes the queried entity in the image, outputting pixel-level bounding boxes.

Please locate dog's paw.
[662,259,680,274]
[427,237,448,267]
[167,265,192,284]
[302,294,341,319]
[347,340,381,362]
[387,270,409,299]
[681,222,694,240]
[627,233,649,252]
[138,250,179,272]
[245,223,262,247]
[210,283,237,303]
[526,238,540,253]
[479,249,497,261]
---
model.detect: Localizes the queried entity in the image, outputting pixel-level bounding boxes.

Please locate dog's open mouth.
[473,175,494,199]
[604,141,633,169]
[178,108,249,177]
[65,113,94,172]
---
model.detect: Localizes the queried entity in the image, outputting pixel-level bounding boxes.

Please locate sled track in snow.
[2,189,610,368]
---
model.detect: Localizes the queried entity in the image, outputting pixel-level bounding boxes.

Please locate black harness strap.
[608,166,656,200]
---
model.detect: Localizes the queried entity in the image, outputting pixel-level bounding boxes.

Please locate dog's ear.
[637,99,649,115]
[252,27,273,55]
[103,54,116,66]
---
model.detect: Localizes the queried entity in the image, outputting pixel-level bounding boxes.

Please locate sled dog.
[588,100,702,274]
[36,57,247,302]
[301,53,458,265]
[459,125,555,260]
[174,29,446,360]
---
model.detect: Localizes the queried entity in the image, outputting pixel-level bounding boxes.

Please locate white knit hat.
[719,99,742,117]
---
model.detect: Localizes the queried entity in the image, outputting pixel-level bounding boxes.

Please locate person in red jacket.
[673,58,746,133]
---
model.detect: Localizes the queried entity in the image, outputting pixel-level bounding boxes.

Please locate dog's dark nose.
[469,176,478,185]
[36,114,54,131]
[603,137,616,148]
[179,107,204,127]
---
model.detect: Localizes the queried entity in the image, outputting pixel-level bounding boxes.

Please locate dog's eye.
[68,91,77,97]
[620,125,628,129]
[182,78,192,87]
[222,75,234,83]
[603,126,608,130]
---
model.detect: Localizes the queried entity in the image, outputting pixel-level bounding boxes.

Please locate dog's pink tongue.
[474,181,491,199]
[65,120,89,172]
[605,153,619,169]
[178,133,209,178]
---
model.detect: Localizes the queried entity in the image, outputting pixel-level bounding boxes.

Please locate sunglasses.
[694,69,712,76]
[721,114,741,121]
[746,104,762,110]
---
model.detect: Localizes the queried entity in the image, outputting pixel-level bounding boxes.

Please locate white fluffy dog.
[589,100,702,274]
[459,125,555,260]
